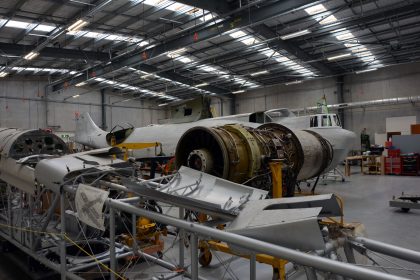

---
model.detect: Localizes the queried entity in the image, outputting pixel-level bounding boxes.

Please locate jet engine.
[175,123,333,195]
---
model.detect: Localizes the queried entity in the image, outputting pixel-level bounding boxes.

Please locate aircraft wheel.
[401,208,410,213]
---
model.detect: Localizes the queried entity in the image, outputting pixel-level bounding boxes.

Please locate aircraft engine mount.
[175,123,333,195]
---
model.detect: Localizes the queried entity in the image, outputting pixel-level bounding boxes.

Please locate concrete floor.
[1,168,420,279]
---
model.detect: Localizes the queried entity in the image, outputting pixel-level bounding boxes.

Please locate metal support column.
[60,191,66,280]
[110,207,116,280]
[304,266,318,280]
[250,253,256,280]
[179,207,185,269]
[101,89,107,130]
[230,94,236,115]
[344,242,356,263]
[132,213,137,250]
[190,233,198,280]
[7,185,12,239]
[337,75,345,128]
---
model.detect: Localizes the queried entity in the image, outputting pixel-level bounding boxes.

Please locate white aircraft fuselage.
[75,110,355,178]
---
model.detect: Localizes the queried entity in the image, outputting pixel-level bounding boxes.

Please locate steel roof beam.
[0,42,110,61]
[51,0,315,91]
[173,0,333,75]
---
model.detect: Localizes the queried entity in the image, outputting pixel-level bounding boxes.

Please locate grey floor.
[1,167,420,279]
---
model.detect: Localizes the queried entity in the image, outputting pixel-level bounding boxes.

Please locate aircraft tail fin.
[75,113,108,148]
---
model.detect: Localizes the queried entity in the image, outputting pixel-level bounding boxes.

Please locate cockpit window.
[334,115,341,127]
[322,115,332,127]
[310,116,318,127]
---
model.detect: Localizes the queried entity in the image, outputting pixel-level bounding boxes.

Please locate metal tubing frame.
[179,207,185,269]
[60,191,66,280]
[190,233,198,280]
[351,236,420,265]
[105,197,409,280]
[110,208,116,280]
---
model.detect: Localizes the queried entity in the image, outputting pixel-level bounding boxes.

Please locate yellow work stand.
[199,160,288,280]
[113,142,162,161]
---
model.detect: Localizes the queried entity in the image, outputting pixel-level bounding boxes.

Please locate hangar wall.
[0,77,166,131]
[235,62,420,140]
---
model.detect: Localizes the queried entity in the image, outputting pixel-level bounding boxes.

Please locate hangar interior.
[0,0,420,279]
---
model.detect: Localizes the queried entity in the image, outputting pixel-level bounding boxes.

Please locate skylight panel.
[305,4,327,15]
[260,49,275,57]
[167,48,186,58]
[335,31,354,41]
[166,2,189,12]
[175,56,192,63]
[229,30,247,39]
[84,31,104,39]
[137,41,149,47]
[275,56,290,63]
[283,60,298,66]
[239,37,259,45]
[360,55,376,62]
[6,20,30,29]
[34,24,55,32]
[351,46,368,53]
[143,0,166,6]
[199,13,215,22]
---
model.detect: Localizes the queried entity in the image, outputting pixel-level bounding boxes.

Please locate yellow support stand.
[269,159,286,280]
[269,160,283,198]
[199,160,287,280]
[113,142,162,161]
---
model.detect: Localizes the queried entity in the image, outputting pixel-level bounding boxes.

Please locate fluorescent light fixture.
[75,81,87,87]
[351,46,368,53]
[305,4,326,15]
[67,19,88,32]
[34,24,55,32]
[355,68,377,74]
[229,30,247,38]
[141,73,156,79]
[285,80,302,85]
[158,103,168,107]
[280,29,311,40]
[250,70,268,76]
[319,15,337,25]
[196,83,208,87]
[72,94,80,98]
[232,90,245,94]
[0,72,8,78]
[356,51,373,57]
[327,53,351,61]
[23,52,39,60]
[5,20,30,29]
